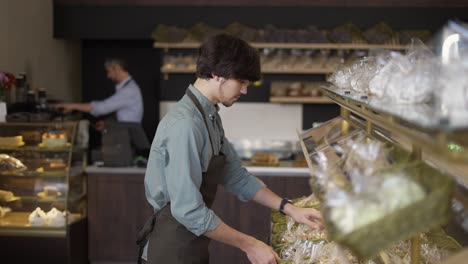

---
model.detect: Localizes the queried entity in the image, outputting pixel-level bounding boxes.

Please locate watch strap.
[279,198,292,215]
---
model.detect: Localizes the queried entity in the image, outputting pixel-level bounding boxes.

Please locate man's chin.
[222,101,234,107]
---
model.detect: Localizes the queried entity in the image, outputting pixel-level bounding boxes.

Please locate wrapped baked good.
[399,30,432,45]
[46,208,66,227]
[29,207,47,226]
[327,171,426,235]
[225,22,259,42]
[0,154,27,172]
[363,22,396,44]
[368,41,437,103]
[328,23,365,43]
[151,24,188,42]
[185,22,223,42]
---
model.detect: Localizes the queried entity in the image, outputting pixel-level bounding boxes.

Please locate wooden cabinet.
[87,172,153,263]
[210,176,311,264]
[87,170,310,263]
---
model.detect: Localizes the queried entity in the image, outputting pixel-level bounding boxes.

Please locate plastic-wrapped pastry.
[363,22,396,44]
[369,43,437,104]
[151,24,188,43]
[343,138,390,178]
[28,207,47,226]
[327,171,426,235]
[0,154,27,172]
[328,23,365,43]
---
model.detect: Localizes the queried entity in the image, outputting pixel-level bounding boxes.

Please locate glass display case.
[0,121,86,237]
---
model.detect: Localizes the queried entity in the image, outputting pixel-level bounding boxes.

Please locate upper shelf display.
[325,20,468,132]
[322,85,468,132]
[152,22,429,50]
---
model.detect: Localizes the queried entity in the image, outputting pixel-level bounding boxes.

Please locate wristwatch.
[279,198,292,215]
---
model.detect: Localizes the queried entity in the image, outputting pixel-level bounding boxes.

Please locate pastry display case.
[0,121,87,237]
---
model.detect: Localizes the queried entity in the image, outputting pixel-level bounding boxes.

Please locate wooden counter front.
[87,167,310,264]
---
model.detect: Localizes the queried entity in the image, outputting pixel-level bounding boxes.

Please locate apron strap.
[186,89,217,155]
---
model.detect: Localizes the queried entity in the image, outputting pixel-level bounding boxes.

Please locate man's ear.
[211,73,225,83]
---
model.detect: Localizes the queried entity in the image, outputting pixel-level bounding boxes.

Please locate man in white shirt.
[54,58,144,127]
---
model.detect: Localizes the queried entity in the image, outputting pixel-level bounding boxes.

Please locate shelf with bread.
[290,86,468,263]
[0,122,87,239]
[160,53,339,80]
[269,81,334,104]
[286,23,468,262]
[154,41,407,51]
[0,166,83,178]
[152,22,428,53]
[160,65,336,76]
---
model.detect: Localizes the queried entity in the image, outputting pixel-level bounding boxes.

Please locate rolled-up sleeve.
[164,118,221,236]
[221,137,265,201]
[90,88,132,117]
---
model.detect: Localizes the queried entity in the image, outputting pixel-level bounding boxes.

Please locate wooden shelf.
[154,42,407,50]
[270,96,334,104]
[262,68,335,74]
[161,66,335,75]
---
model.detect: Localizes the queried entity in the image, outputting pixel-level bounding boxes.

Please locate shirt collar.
[187,84,219,120]
[116,76,132,91]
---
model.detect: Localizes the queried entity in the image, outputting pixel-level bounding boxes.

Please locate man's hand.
[284,205,324,230]
[50,103,75,113]
[50,103,93,113]
[241,237,279,264]
[204,222,279,264]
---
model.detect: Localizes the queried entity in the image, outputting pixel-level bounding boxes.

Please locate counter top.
[86,162,310,177]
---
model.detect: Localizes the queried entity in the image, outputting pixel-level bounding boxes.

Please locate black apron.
[137,89,225,264]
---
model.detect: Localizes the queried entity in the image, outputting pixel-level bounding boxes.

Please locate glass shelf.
[0,167,83,178]
[321,85,468,132]
[0,145,72,152]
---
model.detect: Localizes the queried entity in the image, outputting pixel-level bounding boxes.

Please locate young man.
[53,58,143,128]
[140,34,322,264]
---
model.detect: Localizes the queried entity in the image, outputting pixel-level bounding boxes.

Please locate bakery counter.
[86,164,311,264]
[85,162,310,177]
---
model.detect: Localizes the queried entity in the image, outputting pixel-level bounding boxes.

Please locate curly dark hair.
[196,34,261,82]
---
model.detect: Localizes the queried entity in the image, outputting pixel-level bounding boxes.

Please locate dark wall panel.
[54,6,468,39]
[54,0,468,7]
[302,104,341,129]
[82,40,160,141]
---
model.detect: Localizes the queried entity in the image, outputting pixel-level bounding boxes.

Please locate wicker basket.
[324,162,454,259]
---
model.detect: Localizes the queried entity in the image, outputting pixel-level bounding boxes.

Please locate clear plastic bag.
[369,40,438,104]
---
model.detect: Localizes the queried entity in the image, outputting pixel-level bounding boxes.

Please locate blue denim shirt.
[90,76,143,122]
[144,84,265,236]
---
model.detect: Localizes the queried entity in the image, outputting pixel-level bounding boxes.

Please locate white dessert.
[28,207,47,226]
[41,132,68,148]
[44,186,59,197]
[45,208,66,227]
